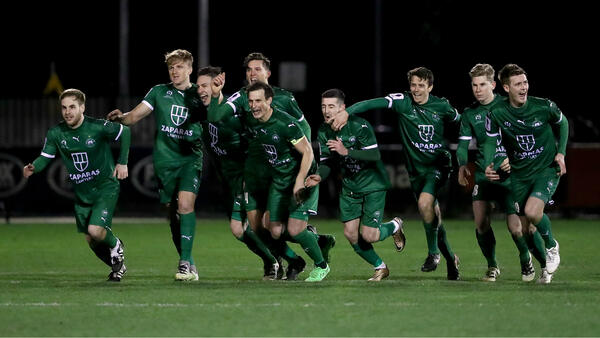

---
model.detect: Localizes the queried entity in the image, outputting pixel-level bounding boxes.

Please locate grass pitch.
[1,218,599,336]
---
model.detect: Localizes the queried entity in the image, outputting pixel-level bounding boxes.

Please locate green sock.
[179,212,196,264]
[476,228,497,268]
[511,234,531,265]
[169,207,182,256]
[423,219,440,255]
[292,229,326,268]
[378,221,396,241]
[534,214,557,249]
[525,231,547,268]
[100,227,117,248]
[89,240,112,267]
[351,237,383,267]
[437,224,454,260]
[237,226,276,264]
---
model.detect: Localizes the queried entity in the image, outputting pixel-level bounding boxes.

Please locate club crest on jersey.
[272,134,280,142]
[170,105,189,126]
[516,134,535,151]
[349,136,356,143]
[85,138,96,148]
[71,152,89,172]
[60,139,68,149]
[418,125,435,142]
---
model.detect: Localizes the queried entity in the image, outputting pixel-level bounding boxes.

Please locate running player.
[330,67,461,280]
[107,49,204,281]
[457,64,546,282]
[196,66,279,279]
[305,89,406,281]
[23,88,129,281]
[484,64,568,284]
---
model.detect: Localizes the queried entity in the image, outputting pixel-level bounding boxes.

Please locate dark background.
[1,0,596,140]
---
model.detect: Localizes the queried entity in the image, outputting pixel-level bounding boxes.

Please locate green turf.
[1,218,599,336]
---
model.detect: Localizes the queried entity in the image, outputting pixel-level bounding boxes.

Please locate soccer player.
[457,64,546,282]
[107,49,204,281]
[305,89,406,281]
[240,82,331,282]
[484,64,568,284]
[208,52,335,280]
[23,89,129,281]
[330,67,461,280]
[196,66,279,279]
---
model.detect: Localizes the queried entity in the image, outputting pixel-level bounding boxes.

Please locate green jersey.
[142,83,204,168]
[248,108,314,185]
[347,92,460,175]
[201,106,247,178]
[222,86,311,138]
[201,100,246,159]
[318,115,390,193]
[457,95,508,173]
[485,96,568,179]
[34,116,130,203]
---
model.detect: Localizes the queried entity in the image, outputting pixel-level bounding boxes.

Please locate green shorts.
[226,173,245,222]
[409,165,450,201]
[243,153,272,212]
[339,189,386,228]
[215,157,246,221]
[155,161,202,204]
[511,167,560,216]
[267,179,319,223]
[472,171,516,214]
[74,183,119,234]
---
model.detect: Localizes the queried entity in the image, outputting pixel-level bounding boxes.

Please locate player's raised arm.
[331,97,389,131]
[107,102,153,126]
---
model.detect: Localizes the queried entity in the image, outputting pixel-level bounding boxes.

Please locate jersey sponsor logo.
[68,152,100,184]
[516,134,535,151]
[208,123,227,156]
[263,144,278,164]
[418,125,434,142]
[71,152,89,172]
[170,105,189,126]
[160,125,194,139]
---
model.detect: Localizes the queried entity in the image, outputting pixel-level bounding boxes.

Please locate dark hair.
[498,64,526,86]
[321,88,345,103]
[246,81,274,99]
[59,88,86,105]
[243,52,271,71]
[407,67,434,86]
[197,66,222,78]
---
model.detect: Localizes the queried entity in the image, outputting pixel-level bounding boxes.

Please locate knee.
[360,227,378,243]
[177,201,194,214]
[343,227,358,243]
[87,226,105,241]
[524,205,542,224]
[230,220,244,238]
